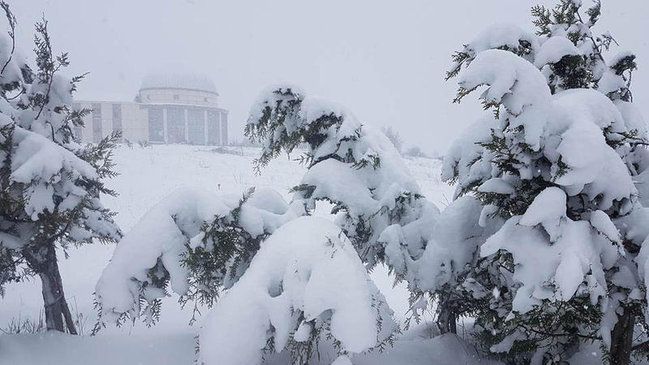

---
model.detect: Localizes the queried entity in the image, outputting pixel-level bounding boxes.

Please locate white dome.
[140,73,218,94]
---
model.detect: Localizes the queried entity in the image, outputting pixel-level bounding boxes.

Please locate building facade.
[74,74,228,146]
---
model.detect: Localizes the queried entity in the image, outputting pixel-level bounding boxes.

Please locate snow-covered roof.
[140,73,218,94]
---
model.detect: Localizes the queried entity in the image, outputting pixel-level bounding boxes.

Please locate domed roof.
[140,73,218,94]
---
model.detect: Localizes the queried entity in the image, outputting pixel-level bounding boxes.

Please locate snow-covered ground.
[0,330,499,365]
[0,144,465,364]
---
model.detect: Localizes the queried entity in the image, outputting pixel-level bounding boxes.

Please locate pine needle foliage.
[0,2,122,335]
[440,1,649,362]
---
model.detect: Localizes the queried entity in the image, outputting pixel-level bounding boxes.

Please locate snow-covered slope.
[0,144,457,364]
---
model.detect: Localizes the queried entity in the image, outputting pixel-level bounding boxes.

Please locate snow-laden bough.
[199,216,396,365]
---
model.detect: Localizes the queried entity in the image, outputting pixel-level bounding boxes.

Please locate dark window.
[91,103,102,143]
[187,108,205,145]
[167,107,186,143]
[207,110,220,145]
[220,112,228,146]
[148,107,164,142]
[173,94,179,100]
[112,104,122,140]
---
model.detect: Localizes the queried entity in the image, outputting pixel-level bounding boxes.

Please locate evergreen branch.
[0,1,16,77]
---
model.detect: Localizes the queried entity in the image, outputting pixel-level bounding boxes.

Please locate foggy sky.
[7,0,649,154]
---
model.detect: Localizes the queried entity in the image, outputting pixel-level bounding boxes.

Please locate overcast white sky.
[7,0,649,153]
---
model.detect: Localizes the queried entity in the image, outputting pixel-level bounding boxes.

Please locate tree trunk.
[24,245,77,334]
[437,299,457,334]
[609,308,634,365]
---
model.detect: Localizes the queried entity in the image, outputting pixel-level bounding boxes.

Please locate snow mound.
[534,36,582,68]
[413,196,500,293]
[467,23,538,57]
[458,49,550,116]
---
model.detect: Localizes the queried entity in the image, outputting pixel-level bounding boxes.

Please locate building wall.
[120,103,149,142]
[220,112,228,146]
[74,101,149,144]
[143,104,228,145]
[73,102,103,143]
[207,110,221,145]
[74,87,228,146]
[137,88,219,107]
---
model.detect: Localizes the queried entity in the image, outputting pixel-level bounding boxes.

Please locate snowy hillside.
[0,144,459,364]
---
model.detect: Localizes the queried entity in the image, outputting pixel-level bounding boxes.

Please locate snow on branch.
[198,217,397,365]
[446,23,538,80]
[456,49,551,115]
[94,187,301,328]
[246,85,439,278]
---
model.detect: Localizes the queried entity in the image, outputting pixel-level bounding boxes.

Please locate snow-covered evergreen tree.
[0,4,120,334]
[434,1,649,362]
[245,86,438,278]
[447,47,641,363]
[95,187,301,327]
[199,216,396,365]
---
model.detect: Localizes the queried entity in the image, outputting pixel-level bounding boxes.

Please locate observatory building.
[73,74,229,145]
